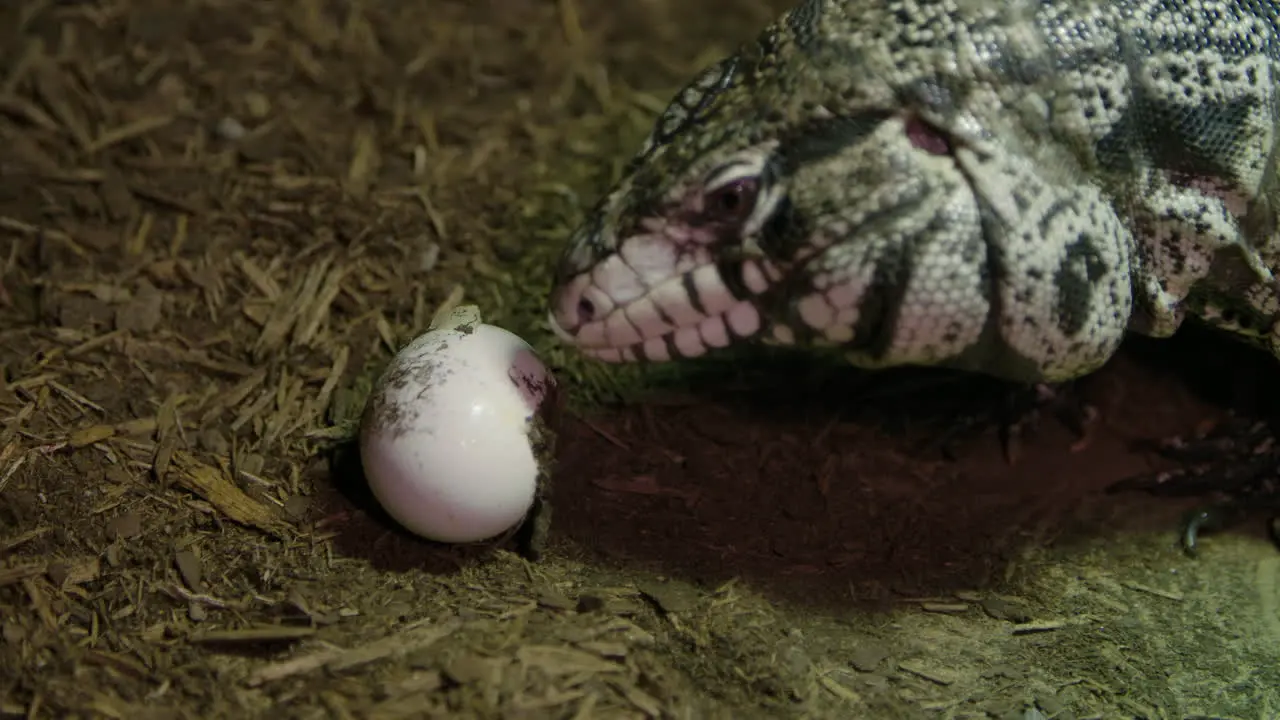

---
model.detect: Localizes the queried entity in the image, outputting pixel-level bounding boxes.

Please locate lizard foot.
[1106,415,1280,554]
[926,380,1097,464]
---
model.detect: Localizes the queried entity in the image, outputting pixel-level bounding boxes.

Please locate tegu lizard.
[545,0,1280,548]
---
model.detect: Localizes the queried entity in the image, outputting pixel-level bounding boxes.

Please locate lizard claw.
[1178,504,1247,556]
[1107,414,1280,553]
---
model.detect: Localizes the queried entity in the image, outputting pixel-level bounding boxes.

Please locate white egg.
[359,307,555,544]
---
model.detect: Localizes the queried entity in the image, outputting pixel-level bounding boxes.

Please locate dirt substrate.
[1,1,1278,718]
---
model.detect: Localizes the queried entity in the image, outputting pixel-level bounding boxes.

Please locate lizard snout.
[546,271,615,347]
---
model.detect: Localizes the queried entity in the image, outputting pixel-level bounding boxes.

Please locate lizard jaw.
[547,241,781,363]
[545,298,764,363]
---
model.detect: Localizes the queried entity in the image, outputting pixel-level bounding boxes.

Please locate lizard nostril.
[905,116,952,155]
[576,297,596,325]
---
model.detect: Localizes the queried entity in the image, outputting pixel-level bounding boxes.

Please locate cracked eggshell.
[358,322,555,544]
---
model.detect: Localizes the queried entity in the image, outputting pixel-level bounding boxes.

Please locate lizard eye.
[703,177,760,223]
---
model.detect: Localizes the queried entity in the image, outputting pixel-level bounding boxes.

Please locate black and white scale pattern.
[547,0,1280,385]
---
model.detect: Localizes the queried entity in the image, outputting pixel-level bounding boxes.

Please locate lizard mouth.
[547,232,781,362]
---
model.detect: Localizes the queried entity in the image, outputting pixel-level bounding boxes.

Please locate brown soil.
[1,1,1278,718]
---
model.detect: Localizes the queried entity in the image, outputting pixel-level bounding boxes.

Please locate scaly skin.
[546,0,1280,548]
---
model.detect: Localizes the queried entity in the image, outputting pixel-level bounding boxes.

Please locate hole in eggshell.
[509,349,555,412]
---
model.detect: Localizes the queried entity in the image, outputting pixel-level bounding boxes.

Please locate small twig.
[576,414,629,451]
[0,526,50,554]
[1122,581,1184,602]
[245,617,462,686]
[1011,619,1067,635]
[0,216,88,259]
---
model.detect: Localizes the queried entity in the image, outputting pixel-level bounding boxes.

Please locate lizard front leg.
[1110,172,1280,551]
[755,129,1135,458]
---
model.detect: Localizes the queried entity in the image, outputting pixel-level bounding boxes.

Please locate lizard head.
[547,0,1137,385]
[546,1,986,365]
[546,36,824,363]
